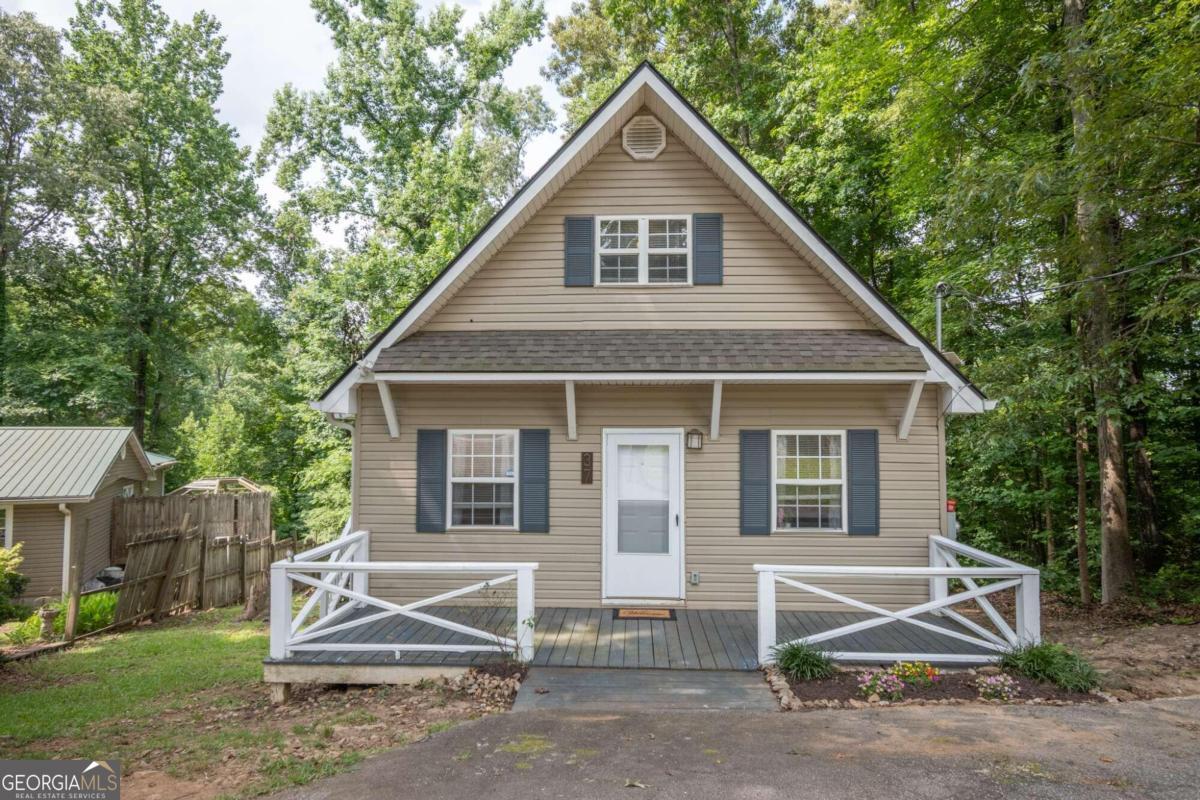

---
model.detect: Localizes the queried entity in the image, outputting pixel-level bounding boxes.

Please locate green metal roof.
[0,427,158,502]
[145,450,178,468]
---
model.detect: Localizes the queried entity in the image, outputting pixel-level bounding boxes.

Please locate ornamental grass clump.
[1000,643,1099,693]
[772,641,836,681]
[858,669,905,701]
[976,673,1020,701]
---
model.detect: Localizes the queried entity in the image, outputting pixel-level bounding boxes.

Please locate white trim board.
[371,371,933,384]
[312,63,989,417]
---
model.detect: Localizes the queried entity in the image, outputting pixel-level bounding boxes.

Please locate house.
[267,64,1034,691]
[0,427,176,601]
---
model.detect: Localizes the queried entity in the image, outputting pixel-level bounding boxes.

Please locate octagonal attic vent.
[622,115,666,160]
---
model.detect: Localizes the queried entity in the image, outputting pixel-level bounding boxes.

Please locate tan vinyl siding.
[12,504,66,600]
[78,453,146,578]
[421,127,876,332]
[356,382,943,611]
[11,452,147,600]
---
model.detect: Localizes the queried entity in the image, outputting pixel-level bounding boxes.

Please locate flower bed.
[765,663,1110,711]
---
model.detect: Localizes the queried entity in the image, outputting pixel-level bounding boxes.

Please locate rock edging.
[762,665,1118,711]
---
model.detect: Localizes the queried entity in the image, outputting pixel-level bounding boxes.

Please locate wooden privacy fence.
[111,492,273,563]
[196,535,287,609]
[70,524,298,642]
[112,515,204,627]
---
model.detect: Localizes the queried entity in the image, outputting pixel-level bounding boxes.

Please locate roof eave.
[1,495,95,505]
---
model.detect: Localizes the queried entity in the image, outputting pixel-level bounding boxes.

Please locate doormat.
[614,608,676,620]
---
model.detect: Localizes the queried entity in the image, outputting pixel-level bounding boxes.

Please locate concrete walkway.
[270,696,1200,800]
[512,667,778,711]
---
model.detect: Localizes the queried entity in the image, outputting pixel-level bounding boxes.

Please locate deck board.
[273,604,997,671]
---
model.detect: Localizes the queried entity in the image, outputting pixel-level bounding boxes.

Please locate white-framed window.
[596,216,690,285]
[448,430,518,528]
[120,484,137,498]
[1,503,13,549]
[771,430,846,532]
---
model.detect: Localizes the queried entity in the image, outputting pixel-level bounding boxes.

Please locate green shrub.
[772,641,836,681]
[1000,643,1099,692]
[0,545,31,622]
[2,614,41,645]
[1140,563,1200,607]
[1,592,117,645]
[61,592,117,636]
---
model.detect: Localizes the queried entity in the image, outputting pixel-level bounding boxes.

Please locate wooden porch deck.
[268,605,993,672]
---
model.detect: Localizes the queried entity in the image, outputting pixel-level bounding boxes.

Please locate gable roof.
[315,62,990,415]
[0,427,155,502]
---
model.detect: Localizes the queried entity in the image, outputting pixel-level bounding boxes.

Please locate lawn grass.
[0,606,267,749]
[0,606,498,798]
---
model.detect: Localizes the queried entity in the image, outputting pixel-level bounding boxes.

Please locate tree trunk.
[1095,412,1134,601]
[1041,468,1055,564]
[1074,418,1091,606]
[0,242,8,417]
[1063,0,1135,603]
[131,344,148,441]
[1127,358,1164,570]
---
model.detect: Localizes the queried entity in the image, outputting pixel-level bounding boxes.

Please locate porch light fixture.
[686,429,704,450]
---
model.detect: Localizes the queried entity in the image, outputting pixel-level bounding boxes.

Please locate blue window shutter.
[740,430,771,535]
[693,213,723,285]
[564,216,594,286]
[416,429,447,533]
[847,429,880,535]
[519,429,550,533]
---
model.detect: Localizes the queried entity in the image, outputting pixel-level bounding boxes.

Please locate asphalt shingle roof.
[373,329,927,374]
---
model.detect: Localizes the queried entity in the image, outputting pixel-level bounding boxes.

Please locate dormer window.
[597,216,690,285]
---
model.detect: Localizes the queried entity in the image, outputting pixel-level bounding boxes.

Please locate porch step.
[512,667,778,712]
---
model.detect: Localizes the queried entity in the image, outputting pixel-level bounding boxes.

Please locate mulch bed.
[785,670,1096,704]
[766,666,1109,711]
[476,660,529,682]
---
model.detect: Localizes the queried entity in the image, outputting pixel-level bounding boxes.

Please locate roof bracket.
[565,381,577,441]
[710,381,723,440]
[377,381,399,439]
[898,380,925,441]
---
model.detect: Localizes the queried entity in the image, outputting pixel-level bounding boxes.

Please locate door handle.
[675,513,680,526]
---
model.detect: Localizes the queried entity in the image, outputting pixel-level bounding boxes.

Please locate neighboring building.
[169,476,264,495]
[145,450,180,496]
[0,427,176,601]
[309,63,993,611]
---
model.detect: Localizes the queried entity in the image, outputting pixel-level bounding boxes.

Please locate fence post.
[756,568,776,665]
[515,566,535,663]
[269,562,289,660]
[64,519,90,642]
[1015,570,1041,645]
[197,538,207,610]
[929,537,948,615]
[239,538,249,604]
[351,529,369,602]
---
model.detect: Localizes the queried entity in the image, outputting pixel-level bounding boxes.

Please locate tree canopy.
[1,0,1196,603]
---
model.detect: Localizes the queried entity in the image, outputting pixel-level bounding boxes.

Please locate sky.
[11,0,573,227]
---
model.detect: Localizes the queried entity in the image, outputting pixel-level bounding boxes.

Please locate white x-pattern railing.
[269,528,537,662]
[755,535,1040,665]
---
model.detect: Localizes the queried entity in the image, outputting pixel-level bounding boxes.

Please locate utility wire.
[940,245,1200,306]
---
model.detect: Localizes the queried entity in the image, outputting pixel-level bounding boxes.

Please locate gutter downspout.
[325,413,357,532]
[58,503,72,597]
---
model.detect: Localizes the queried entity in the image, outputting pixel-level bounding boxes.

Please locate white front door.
[603,430,684,600]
